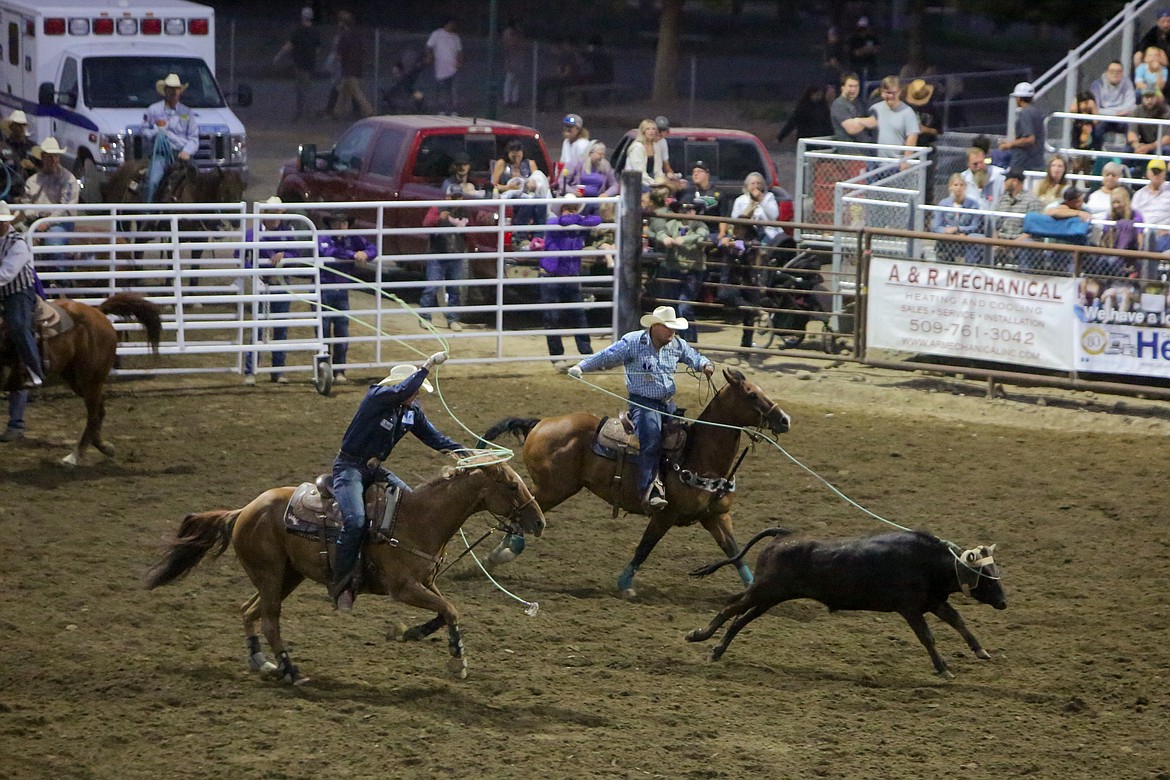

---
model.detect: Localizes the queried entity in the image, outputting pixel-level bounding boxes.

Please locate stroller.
[759,250,845,353]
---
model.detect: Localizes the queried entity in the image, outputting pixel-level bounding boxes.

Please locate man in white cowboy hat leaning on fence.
[18,137,79,275]
[2,110,37,173]
[328,351,467,612]
[568,305,714,510]
[0,201,45,404]
[141,73,200,203]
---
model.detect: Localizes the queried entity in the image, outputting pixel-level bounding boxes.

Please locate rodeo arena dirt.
[5,19,1170,780]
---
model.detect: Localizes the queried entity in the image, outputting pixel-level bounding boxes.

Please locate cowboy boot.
[329,527,362,613]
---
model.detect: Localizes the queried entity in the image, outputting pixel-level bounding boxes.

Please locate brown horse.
[144,462,546,685]
[100,160,246,206]
[482,368,791,599]
[0,292,162,466]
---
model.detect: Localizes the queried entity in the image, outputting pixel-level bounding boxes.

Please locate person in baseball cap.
[1010,81,1036,100]
[1001,82,1045,173]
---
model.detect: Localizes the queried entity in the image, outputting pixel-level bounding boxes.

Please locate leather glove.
[430,351,448,365]
[567,365,583,379]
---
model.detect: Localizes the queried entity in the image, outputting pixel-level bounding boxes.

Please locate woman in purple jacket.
[318,211,377,382]
[539,194,600,367]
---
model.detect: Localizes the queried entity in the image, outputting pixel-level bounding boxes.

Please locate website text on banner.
[866,258,1075,370]
[1075,280,1170,380]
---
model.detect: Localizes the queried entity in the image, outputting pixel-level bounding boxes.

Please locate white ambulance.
[0,0,250,200]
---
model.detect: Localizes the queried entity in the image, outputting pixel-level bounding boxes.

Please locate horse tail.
[99,293,163,354]
[689,527,793,579]
[144,509,241,590]
[480,417,541,445]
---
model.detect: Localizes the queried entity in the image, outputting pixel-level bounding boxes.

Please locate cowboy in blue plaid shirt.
[570,305,714,509]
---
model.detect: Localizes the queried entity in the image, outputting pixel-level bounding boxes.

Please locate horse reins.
[438,490,538,577]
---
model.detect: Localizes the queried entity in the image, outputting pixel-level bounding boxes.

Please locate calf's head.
[957,544,1006,610]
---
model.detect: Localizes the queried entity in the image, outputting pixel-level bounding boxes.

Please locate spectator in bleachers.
[1086,161,1129,219]
[1091,61,1138,118]
[932,173,984,264]
[441,152,483,198]
[992,170,1043,266]
[847,17,880,84]
[1126,88,1170,159]
[650,198,708,343]
[730,172,783,246]
[1032,155,1069,207]
[1131,157,1170,249]
[776,85,834,145]
[1045,185,1094,222]
[830,73,877,144]
[420,185,469,332]
[559,114,591,192]
[1134,10,1170,71]
[869,75,920,167]
[318,210,376,382]
[685,160,730,218]
[565,140,618,200]
[960,147,1005,209]
[999,82,1046,173]
[1070,91,1105,175]
[1135,46,1169,96]
[492,138,540,195]
[1098,188,1144,277]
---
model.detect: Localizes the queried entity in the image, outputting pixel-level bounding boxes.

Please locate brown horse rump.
[283,476,401,542]
[590,415,688,461]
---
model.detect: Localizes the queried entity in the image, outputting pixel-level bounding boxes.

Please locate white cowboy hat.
[263,195,283,205]
[0,201,15,222]
[39,136,67,155]
[155,73,189,95]
[639,305,688,331]
[377,364,433,392]
[8,109,27,124]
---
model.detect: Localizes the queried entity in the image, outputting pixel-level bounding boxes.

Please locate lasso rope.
[568,371,913,534]
[272,259,536,609]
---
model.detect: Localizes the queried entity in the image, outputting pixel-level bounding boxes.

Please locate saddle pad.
[590,415,688,461]
[284,480,399,540]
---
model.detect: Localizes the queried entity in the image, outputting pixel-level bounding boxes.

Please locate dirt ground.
[2,353,1170,780]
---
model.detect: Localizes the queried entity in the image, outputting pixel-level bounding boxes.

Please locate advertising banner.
[1074,279,1170,379]
[867,258,1077,370]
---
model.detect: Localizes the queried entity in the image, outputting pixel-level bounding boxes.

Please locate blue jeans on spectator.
[420,256,464,324]
[1,288,43,382]
[245,297,290,377]
[657,265,702,342]
[435,76,457,114]
[321,288,349,371]
[629,394,675,496]
[540,279,593,357]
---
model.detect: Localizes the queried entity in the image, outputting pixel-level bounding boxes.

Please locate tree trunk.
[652,0,683,103]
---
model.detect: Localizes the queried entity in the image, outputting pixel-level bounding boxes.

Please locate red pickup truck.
[277,115,553,258]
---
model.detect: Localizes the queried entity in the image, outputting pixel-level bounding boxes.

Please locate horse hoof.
[708,647,723,662]
[387,622,409,642]
[485,548,516,569]
[939,669,955,680]
[97,442,116,458]
[447,656,468,680]
[248,652,274,672]
[975,649,991,660]
[259,664,283,682]
[61,453,80,468]
[621,587,638,601]
[684,629,702,643]
[291,674,312,686]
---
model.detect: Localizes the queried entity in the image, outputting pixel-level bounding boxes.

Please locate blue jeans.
[435,76,456,113]
[320,288,349,370]
[420,256,464,323]
[540,279,592,357]
[1,288,43,381]
[331,457,410,532]
[145,156,167,202]
[6,388,28,432]
[657,266,702,342]
[629,394,675,495]
[245,297,290,375]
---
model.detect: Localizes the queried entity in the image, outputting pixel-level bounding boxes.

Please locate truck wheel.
[74,156,103,204]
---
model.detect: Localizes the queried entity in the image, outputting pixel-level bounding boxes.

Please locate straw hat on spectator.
[905,79,934,107]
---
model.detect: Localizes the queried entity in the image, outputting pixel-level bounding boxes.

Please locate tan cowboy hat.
[639,305,688,331]
[39,136,67,155]
[263,195,283,205]
[155,73,189,96]
[0,201,15,223]
[377,364,433,392]
[905,79,934,107]
[8,109,27,124]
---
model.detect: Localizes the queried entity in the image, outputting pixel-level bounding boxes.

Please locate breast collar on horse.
[664,397,776,498]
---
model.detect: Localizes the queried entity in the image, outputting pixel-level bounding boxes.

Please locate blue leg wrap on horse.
[618,564,637,592]
[737,562,755,586]
[503,533,526,555]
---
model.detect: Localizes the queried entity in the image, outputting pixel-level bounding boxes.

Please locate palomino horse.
[482,368,791,598]
[144,462,546,685]
[0,292,162,465]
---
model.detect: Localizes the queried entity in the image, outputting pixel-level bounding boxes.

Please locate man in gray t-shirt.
[999,81,1047,173]
[830,73,877,144]
[869,75,920,161]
